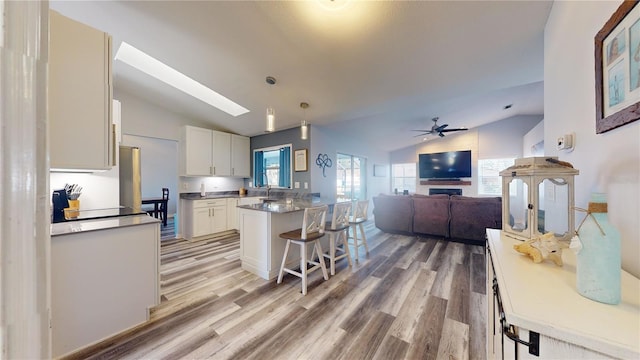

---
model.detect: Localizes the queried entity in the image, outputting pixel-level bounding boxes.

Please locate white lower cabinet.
[51,218,159,357]
[228,197,262,230]
[184,199,227,240]
[227,198,239,230]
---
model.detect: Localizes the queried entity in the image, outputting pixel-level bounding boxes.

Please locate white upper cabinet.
[181,126,249,177]
[231,134,250,177]
[49,10,113,171]
[212,130,231,176]
[181,126,213,176]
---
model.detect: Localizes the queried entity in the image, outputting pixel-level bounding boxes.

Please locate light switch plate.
[294,182,300,189]
[304,182,308,189]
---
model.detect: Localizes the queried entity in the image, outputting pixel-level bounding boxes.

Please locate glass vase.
[576,193,621,304]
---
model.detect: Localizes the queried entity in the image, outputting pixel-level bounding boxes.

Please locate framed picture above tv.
[418,150,472,179]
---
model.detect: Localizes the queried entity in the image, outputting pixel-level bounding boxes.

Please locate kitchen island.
[238,198,337,280]
[51,214,160,357]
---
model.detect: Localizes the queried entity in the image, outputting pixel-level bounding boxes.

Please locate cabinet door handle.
[111,123,117,166]
[213,166,216,175]
[503,324,540,357]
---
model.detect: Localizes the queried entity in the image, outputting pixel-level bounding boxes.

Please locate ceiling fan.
[412,117,468,138]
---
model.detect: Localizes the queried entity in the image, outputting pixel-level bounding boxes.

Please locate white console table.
[486,229,639,359]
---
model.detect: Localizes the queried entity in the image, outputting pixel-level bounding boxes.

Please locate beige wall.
[545,1,640,276]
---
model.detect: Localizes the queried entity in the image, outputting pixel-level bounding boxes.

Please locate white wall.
[50,170,120,210]
[311,125,389,202]
[391,115,542,196]
[523,120,544,157]
[114,89,214,141]
[545,1,640,277]
[477,115,543,159]
[179,176,244,194]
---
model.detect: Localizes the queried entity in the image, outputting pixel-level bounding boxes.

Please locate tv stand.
[420,179,472,186]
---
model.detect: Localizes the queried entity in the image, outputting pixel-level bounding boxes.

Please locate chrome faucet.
[259,172,271,198]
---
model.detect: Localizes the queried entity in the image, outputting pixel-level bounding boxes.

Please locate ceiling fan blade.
[439,128,468,133]
[413,133,430,137]
[411,129,433,132]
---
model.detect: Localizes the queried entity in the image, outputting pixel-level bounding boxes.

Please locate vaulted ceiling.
[50,0,552,151]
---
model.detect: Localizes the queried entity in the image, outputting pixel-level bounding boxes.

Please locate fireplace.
[429,188,462,196]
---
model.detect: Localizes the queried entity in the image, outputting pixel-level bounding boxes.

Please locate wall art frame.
[294,149,308,172]
[373,164,387,177]
[595,0,640,134]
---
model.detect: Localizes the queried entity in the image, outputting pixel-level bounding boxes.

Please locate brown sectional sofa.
[372,194,502,245]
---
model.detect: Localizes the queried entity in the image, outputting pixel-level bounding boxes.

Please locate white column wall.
[0,1,51,357]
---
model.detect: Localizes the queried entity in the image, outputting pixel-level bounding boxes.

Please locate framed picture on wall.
[595,0,640,134]
[373,164,386,177]
[294,149,308,172]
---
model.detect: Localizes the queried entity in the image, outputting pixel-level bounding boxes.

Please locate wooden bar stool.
[277,205,329,295]
[322,201,352,275]
[348,200,369,262]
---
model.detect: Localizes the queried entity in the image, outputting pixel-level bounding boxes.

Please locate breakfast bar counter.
[238,198,337,280]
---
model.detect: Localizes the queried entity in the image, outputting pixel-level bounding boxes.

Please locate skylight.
[114,42,249,117]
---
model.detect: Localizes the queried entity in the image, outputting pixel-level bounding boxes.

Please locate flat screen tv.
[418,150,472,179]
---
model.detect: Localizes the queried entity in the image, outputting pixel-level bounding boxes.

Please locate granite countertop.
[180,191,321,201]
[52,206,147,224]
[51,214,160,236]
[180,192,247,200]
[237,197,342,214]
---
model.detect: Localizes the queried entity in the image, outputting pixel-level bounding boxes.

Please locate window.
[477,158,516,196]
[391,163,416,194]
[253,144,292,188]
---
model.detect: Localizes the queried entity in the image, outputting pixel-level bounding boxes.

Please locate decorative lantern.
[499,157,579,241]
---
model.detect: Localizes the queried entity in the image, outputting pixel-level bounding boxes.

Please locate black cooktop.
[52,207,148,223]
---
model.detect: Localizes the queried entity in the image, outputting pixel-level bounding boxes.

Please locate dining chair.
[160,187,169,226]
[348,199,369,262]
[321,201,352,275]
[277,205,329,295]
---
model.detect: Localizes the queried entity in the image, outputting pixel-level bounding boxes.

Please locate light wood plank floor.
[64,221,487,360]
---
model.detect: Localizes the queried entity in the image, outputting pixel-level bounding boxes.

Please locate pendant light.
[265,76,276,132]
[300,102,309,140]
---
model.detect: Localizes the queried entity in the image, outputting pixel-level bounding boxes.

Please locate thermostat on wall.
[557,133,575,151]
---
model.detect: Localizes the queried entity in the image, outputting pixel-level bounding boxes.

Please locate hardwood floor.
[64,221,487,360]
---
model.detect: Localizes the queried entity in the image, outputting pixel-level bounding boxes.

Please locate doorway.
[336,153,366,202]
[121,134,178,217]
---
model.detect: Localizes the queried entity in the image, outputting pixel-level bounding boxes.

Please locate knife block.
[68,199,80,210]
[64,200,80,220]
